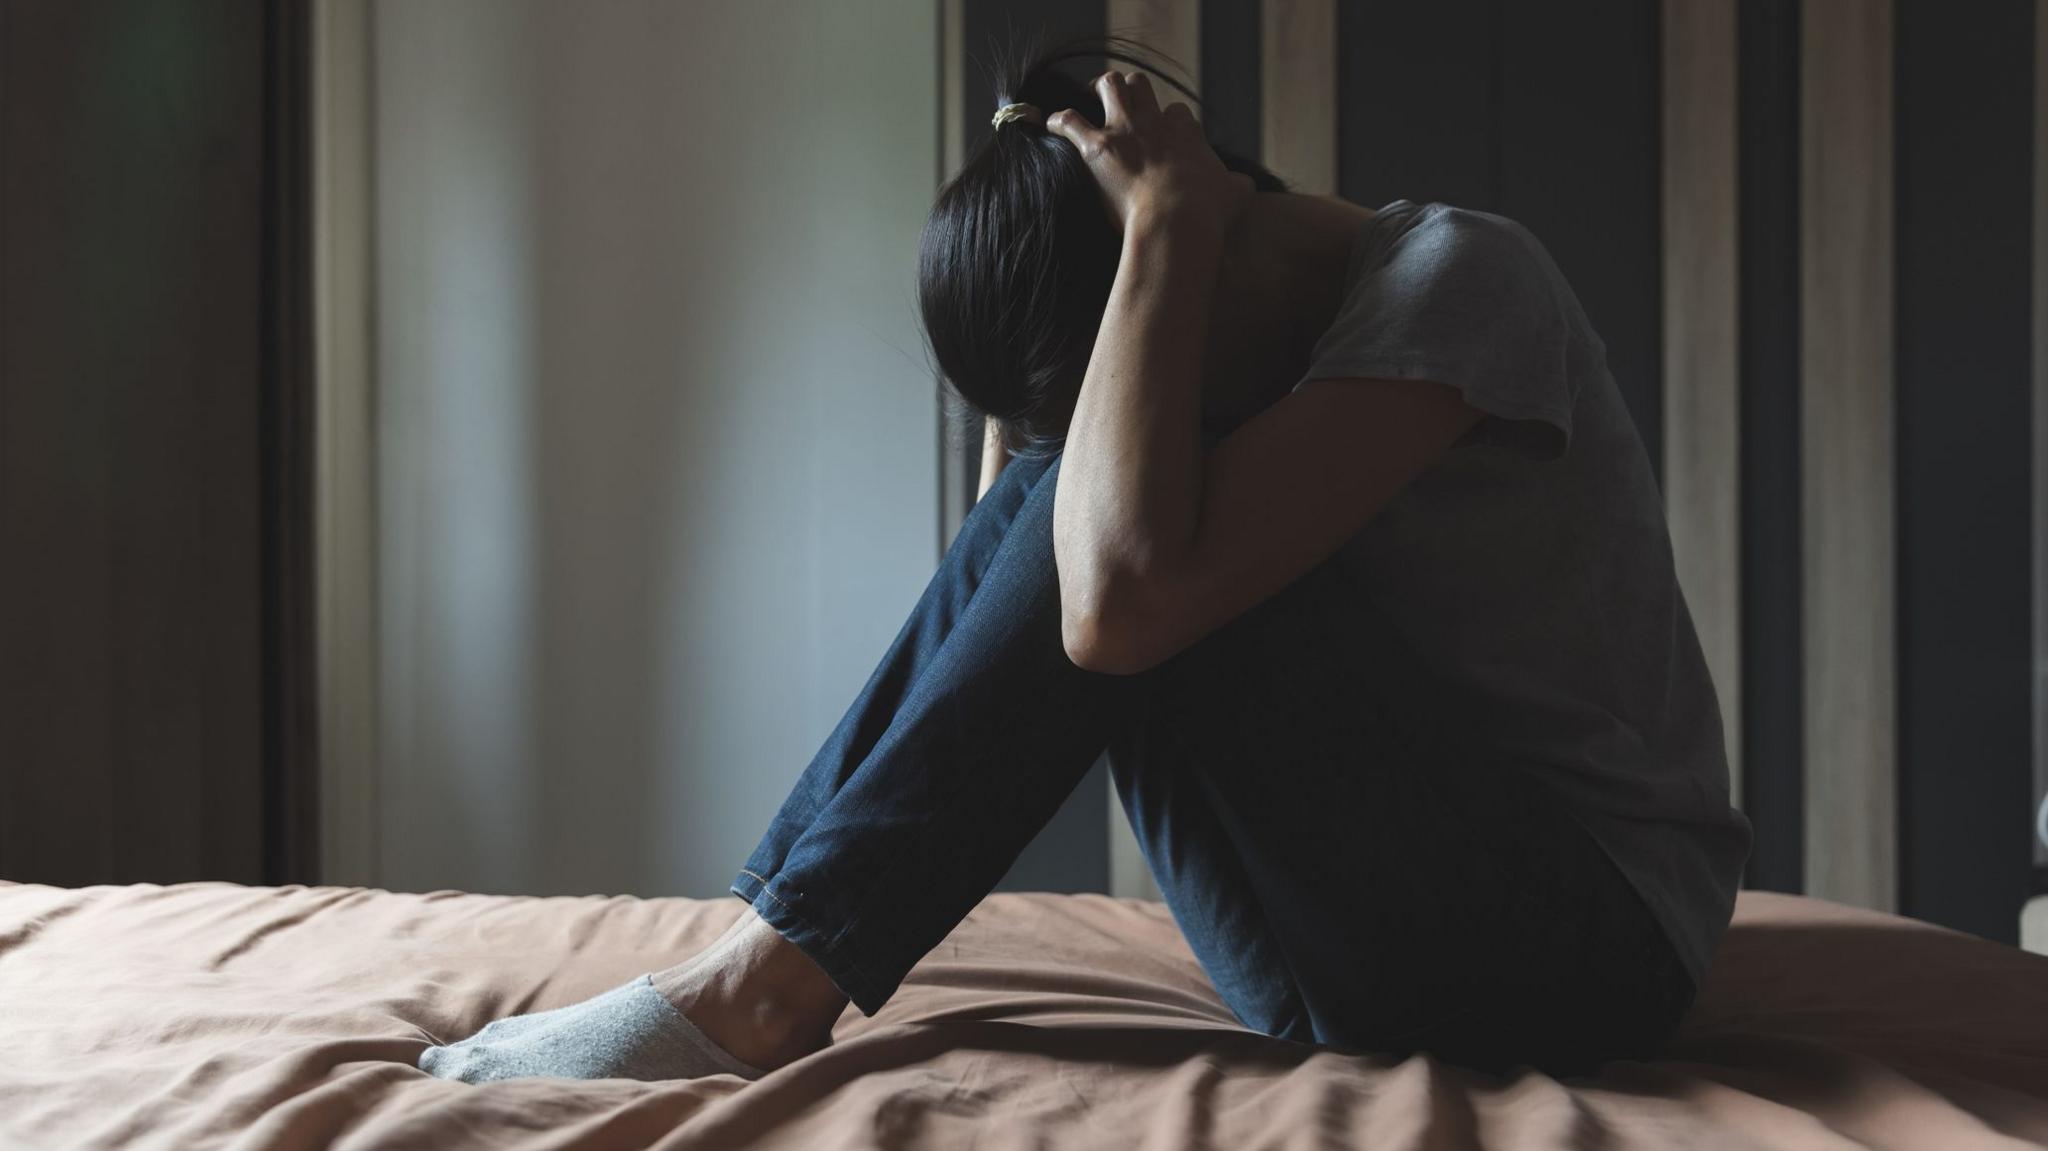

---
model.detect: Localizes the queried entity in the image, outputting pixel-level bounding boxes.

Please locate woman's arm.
[975,416,1010,501]
[1048,73,1479,675]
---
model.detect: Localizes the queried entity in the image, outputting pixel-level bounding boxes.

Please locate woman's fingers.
[1119,71,1161,123]
[1051,72,1235,234]
[1092,69,1129,128]
[1046,108,1107,158]
[1075,70,1171,138]
[1053,70,1189,159]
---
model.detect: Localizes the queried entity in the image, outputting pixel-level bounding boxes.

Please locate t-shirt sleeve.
[1295,202,1581,460]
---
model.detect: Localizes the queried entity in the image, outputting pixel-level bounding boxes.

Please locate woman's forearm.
[1052,211,1224,653]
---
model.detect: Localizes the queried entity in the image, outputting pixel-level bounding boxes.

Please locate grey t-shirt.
[1297,199,1753,987]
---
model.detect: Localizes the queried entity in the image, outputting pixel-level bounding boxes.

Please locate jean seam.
[736,867,796,914]
[799,878,889,1001]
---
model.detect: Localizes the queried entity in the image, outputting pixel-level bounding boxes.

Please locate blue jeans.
[733,452,1694,1076]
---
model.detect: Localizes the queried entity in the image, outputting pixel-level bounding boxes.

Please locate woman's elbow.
[1060,587,1170,676]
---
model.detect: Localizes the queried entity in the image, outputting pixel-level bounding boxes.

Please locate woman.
[420,42,1752,1083]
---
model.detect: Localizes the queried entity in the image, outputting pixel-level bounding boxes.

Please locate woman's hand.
[1047,72,1477,677]
[1047,71,1253,238]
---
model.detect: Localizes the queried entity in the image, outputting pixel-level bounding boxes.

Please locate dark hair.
[917,38,1286,458]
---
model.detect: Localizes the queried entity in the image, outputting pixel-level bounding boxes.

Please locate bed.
[2,880,2044,1149]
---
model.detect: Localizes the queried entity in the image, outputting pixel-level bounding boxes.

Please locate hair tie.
[991,102,1043,132]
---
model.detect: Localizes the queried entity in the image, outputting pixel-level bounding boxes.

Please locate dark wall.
[1337,0,1664,478]
[0,0,312,886]
[1894,0,2036,942]
[1735,0,1803,895]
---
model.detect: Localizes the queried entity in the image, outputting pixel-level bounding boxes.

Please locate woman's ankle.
[651,912,847,1070]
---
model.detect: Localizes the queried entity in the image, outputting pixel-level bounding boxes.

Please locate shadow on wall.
[373,0,941,900]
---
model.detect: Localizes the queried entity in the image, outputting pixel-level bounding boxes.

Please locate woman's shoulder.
[1371,201,1551,275]
[1345,200,1568,329]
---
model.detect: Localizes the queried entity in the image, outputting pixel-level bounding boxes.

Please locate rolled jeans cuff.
[729,867,893,1016]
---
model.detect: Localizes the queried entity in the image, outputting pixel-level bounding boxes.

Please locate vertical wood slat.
[2032,0,2048,876]
[1104,0,1199,904]
[1108,0,1200,90]
[1801,0,1895,911]
[1735,0,1805,892]
[1261,0,1335,194]
[1199,0,1263,160]
[314,0,380,886]
[1661,0,1742,806]
[1893,0,2035,942]
[1497,3,1665,477]
[264,0,323,885]
[938,0,971,553]
[942,0,965,180]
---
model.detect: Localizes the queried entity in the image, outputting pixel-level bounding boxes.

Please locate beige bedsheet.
[1,879,2044,1150]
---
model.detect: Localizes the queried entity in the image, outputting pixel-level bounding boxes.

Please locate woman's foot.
[417,909,848,1084]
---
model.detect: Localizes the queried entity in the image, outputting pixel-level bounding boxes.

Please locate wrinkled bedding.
[1,879,2045,1149]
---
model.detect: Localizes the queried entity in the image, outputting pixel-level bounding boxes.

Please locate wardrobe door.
[0,0,313,887]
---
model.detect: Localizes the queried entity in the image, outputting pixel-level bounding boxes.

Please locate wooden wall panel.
[1662,0,1742,805]
[315,0,379,886]
[1800,0,1895,911]
[264,0,319,889]
[1109,0,1199,88]
[1335,2,1491,209]
[939,0,973,553]
[2036,0,2048,880]
[1736,0,1804,893]
[1261,0,1334,195]
[942,0,966,180]
[1336,1,1493,210]
[1496,0,1663,478]
[1199,0,1260,161]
